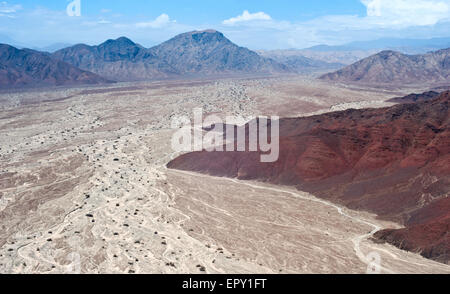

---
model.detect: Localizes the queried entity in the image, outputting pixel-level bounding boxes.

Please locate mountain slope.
[168,91,450,264]
[320,49,450,85]
[53,31,290,81]
[0,44,110,88]
[52,37,176,81]
[148,30,290,75]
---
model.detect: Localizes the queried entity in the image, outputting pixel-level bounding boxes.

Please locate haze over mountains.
[306,37,450,55]
[321,48,450,85]
[257,50,344,73]
[0,44,110,89]
[168,91,450,264]
[259,37,450,66]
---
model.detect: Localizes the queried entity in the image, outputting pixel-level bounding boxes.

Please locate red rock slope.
[168,91,450,264]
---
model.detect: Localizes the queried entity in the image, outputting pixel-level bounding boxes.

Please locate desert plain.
[0,76,449,274]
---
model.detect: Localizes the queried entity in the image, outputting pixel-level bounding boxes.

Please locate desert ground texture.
[0,76,449,274]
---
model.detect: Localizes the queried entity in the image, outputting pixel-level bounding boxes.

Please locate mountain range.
[52,30,291,82]
[0,30,292,87]
[167,91,450,264]
[2,30,450,88]
[320,49,450,85]
[0,44,110,89]
[52,37,176,82]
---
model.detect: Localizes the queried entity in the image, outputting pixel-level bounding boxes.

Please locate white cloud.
[223,10,272,25]
[97,19,111,24]
[136,14,174,28]
[0,1,22,17]
[360,0,450,27]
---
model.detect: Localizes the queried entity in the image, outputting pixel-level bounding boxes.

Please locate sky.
[0,0,449,49]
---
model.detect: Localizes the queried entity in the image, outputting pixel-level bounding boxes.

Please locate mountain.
[148,30,290,76]
[0,44,111,89]
[257,50,344,73]
[53,31,290,82]
[320,48,450,85]
[168,91,450,264]
[52,37,175,81]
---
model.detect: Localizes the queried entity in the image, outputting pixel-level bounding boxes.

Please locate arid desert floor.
[0,76,449,274]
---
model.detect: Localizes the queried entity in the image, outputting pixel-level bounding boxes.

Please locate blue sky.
[0,0,449,49]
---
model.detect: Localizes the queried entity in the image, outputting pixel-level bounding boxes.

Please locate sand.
[0,76,448,273]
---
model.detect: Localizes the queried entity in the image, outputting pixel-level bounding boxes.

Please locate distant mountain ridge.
[0,44,111,89]
[305,37,450,54]
[257,50,345,73]
[287,37,450,65]
[53,30,291,82]
[320,48,450,85]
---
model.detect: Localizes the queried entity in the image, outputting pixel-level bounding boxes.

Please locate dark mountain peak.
[99,36,138,48]
[164,29,230,47]
[116,36,135,44]
[185,29,222,36]
[93,37,147,63]
[375,50,404,59]
[197,29,219,33]
[378,49,402,55]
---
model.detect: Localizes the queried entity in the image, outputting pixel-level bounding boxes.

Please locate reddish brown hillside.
[168,91,450,264]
